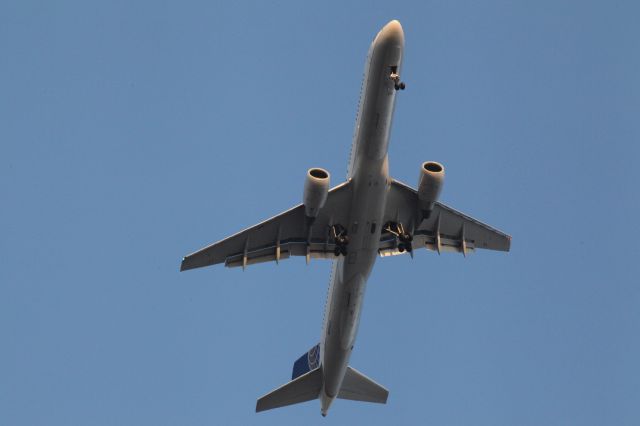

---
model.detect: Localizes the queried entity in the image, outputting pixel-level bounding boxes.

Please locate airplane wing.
[380,179,511,256]
[180,181,352,271]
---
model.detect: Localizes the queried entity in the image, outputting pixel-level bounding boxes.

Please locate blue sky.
[2,1,639,425]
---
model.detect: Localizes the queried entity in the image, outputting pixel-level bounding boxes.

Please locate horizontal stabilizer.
[337,366,388,404]
[256,367,323,413]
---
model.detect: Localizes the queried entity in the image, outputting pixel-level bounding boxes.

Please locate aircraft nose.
[378,19,404,46]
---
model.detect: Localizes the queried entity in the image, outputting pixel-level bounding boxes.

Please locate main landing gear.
[384,222,413,253]
[331,224,349,257]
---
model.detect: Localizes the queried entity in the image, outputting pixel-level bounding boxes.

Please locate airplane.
[180,19,511,417]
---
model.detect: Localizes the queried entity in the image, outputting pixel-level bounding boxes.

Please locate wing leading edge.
[180,181,352,271]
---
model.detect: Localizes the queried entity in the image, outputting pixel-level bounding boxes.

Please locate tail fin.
[256,367,322,412]
[291,343,320,380]
[337,366,389,404]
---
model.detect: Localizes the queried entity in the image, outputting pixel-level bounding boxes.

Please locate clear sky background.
[2,1,639,425]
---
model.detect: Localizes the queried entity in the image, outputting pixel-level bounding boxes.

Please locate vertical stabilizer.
[291,343,321,380]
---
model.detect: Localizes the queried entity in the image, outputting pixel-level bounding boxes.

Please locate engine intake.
[417,161,444,217]
[303,168,330,218]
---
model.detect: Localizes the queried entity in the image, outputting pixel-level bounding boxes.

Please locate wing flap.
[224,240,341,268]
[379,232,477,257]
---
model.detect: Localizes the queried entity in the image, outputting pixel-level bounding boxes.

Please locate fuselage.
[319,20,404,416]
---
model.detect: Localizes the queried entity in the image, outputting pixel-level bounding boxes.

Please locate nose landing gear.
[390,66,406,91]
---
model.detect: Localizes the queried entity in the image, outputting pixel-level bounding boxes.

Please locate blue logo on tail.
[292,343,320,380]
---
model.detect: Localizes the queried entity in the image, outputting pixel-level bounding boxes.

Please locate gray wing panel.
[432,201,511,252]
[255,367,323,412]
[337,366,388,404]
[180,181,352,271]
[382,179,511,255]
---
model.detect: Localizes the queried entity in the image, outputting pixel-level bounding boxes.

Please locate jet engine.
[417,161,444,217]
[303,168,330,218]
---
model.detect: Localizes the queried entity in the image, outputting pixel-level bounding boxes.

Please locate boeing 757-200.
[180,20,511,416]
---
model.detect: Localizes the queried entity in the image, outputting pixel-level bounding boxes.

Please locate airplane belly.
[321,172,388,396]
[319,19,404,410]
[322,256,374,396]
[338,269,367,350]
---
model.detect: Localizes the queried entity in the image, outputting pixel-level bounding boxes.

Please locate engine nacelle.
[303,168,330,218]
[417,161,445,216]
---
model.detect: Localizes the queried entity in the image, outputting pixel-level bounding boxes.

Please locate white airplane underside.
[181,20,510,417]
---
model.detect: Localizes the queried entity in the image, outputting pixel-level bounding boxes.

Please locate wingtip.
[255,398,267,413]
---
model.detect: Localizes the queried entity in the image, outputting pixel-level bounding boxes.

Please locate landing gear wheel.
[398,243,405,253]
[402,233,413,242]
[331,224,349,251]
[399,82,406,90]
[334,246,342,257]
